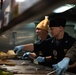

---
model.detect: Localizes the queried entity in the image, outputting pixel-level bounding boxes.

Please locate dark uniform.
[34,35,51,66]
[49,32,76,65]
[34,32,76,67]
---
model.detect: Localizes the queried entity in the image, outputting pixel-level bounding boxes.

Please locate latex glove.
[36,56,45,62]
[22,52,30,59]
[52,58,70,75]
[13,45,24,54]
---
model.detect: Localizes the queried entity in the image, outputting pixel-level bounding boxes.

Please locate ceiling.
[16,0,76,26]
[49,6,76,24]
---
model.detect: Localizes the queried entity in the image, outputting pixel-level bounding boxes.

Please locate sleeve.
[65,41,76,63]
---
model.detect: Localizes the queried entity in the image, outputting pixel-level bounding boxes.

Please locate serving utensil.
[47,70,56,75]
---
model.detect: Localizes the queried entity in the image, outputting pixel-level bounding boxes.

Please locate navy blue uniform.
[34,32,76,67]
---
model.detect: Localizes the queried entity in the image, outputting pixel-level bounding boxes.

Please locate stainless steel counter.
[0,59,76,75]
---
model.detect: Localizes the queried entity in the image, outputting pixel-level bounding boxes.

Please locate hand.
[22,52,30,59]
[52,58,70,75]
[13,45,24,54]
[36,56,45,62]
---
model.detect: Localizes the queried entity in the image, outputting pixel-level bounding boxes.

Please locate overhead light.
[15,0,25,2]
[53,4,75,13]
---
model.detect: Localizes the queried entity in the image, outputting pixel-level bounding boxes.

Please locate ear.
[60,26,64,29]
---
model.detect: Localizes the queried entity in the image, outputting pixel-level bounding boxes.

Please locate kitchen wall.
[65,25,75,37]
[0,22,35,54]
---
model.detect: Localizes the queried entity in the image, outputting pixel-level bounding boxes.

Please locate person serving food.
[13,16,52,67]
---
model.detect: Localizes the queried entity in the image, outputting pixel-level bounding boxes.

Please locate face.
[49,26,62,37]
[36,28,46,38]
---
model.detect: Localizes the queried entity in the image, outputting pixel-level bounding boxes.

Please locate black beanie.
[49,17,66,27]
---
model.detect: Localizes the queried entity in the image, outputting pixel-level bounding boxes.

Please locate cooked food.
[0,50,16,59]
[0,52,7,56]
[7,50,16,58]
[7,50,16,55]
[0,52,7,61]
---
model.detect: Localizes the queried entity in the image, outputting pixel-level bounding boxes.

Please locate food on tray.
[7,50,16,55]
[7,50,17,58]
[0,52,7,61]
[0,60,16,66]
[0,50,16,59]
[0,52,7,57]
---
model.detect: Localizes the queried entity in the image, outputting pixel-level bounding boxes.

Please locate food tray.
[0,60,16,66]
[0,54,17,59]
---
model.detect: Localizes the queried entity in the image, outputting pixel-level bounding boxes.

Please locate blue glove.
[13,45,24,54]
[22,52,30,59]
[36,56,45,62]
[52,58,70,75]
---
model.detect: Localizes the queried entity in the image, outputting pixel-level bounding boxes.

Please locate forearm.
[65,47,76,63]
[23,43,34,52]
[68,62,76,69]
[29,53,36,59]
[29,53,52,61]
[65,41,76,63]
[45,56,52,62]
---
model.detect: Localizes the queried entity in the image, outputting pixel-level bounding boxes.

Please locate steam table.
[0,59,76,75]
